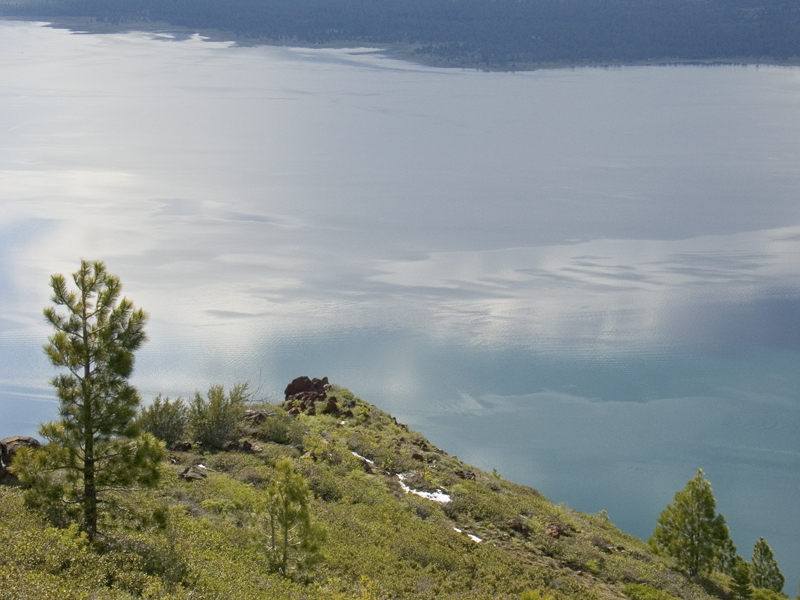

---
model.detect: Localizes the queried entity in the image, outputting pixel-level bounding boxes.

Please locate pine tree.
[13,260,163,538]
[751,537,785,593]
[716,536,739,575]
[649,469,731,575]
[261,459,326,577]
[731,556,753,600]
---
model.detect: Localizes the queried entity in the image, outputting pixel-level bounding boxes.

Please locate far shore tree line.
[7,259,800,597]
[2,0,800,67]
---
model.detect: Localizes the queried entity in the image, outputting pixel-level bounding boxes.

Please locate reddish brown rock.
[322,396,339,416]
[545,522,563,538]
[282,377,357,419]
[508,518,531,537]
[284,376,329,400]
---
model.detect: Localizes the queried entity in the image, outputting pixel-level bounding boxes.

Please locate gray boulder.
[0,435,41,484]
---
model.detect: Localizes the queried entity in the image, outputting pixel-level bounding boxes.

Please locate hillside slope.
[0,383,733,600]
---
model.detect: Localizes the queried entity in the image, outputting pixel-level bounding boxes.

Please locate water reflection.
[1,20,799,586]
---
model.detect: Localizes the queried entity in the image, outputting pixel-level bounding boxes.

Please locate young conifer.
[13,260,163,538]
[751,537,785,593]
[732,556,753,600]
[261,458,326,577]
[649,469,731,575]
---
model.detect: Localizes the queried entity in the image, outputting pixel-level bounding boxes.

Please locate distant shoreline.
[6,16,800,72]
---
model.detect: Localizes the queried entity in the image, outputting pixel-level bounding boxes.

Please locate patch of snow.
[397,473,451,504]
[351,451,374,464]
[452,525,481,542]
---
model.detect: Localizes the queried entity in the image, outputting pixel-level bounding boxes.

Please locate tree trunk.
[82,295,97,539]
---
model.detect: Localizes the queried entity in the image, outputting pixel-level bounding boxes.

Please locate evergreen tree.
[716,536,739,575]
[732,556,753,600]
[649,469,731,575]
[261,459,325,577]
[13,260,162,538]
[751,537,785,593]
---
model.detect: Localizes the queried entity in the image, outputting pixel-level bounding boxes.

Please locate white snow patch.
[397,473,451,504]
[453,527,462,533]
[351,451,374,464]
[467,534,482,543]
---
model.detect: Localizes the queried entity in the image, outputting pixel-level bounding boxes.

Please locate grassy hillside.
[0,384,735,600]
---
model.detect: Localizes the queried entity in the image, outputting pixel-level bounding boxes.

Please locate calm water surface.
[1,20,799,586]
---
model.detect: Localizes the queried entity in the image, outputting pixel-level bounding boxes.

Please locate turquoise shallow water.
[1,20,799,589]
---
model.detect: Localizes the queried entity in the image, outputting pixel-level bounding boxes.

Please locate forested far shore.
[2,0,800,68]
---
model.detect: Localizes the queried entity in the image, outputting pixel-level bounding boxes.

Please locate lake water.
[1,20,799,588]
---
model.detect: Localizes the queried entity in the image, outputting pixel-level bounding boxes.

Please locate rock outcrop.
[0,435,41,485]
[179,464,208,481]
[282,376,354,418]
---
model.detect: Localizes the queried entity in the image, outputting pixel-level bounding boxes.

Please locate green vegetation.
[716,536,739,576]
[520,591,556,600]
[138,395,188,448]
[1,261,793,599]
[624,583,680,600]
[732,556,754,600]
[649,469,731,575]
[1,0,799,68]
[3,380,783,600]
[261,458,325,577]
[752,537,785,593]
[188,384,248,450]
[647,472,792,600]
[1,379,739,600]
[751,589,790,600]
[13,260,161,539]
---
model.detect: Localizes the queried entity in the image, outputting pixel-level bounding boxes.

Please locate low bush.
[752,590,791,600]
[188,384,248,450]
[246,406,306,446]
[138,395,188,447]
[624,583,680,600]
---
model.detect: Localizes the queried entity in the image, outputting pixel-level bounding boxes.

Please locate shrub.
[254,408,306,446]
[138,395,188,447]
[188,383,248,450]
[521,590,556,600]
[752,590,790,600]
[585,559,601,575]
[624,583,679,600]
